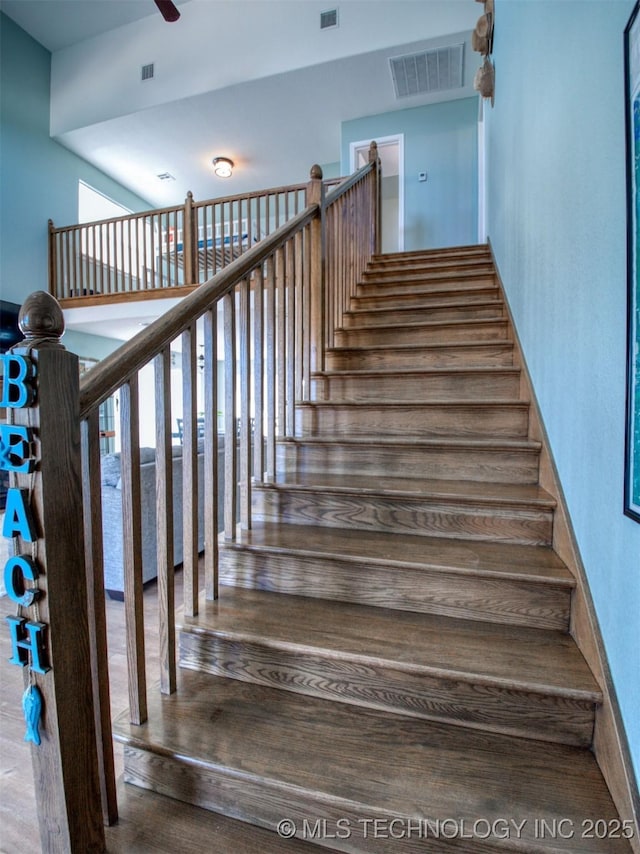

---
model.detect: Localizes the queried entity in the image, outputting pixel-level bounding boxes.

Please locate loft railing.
[3,144,379,851]
[49,176,346,306]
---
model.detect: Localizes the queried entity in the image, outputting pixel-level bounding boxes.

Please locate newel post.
[368,141,382,256]
[183,191,197,286]
[1,292,105,852]
[48,219,57,300]
[307,164,324,374]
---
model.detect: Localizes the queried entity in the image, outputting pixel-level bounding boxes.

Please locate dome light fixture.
[212,157,234,178]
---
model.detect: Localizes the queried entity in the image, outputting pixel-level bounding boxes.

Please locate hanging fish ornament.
[22,683,43,746]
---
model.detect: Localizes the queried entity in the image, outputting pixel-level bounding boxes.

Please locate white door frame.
[477,100,488,244]
[349,134,405,252]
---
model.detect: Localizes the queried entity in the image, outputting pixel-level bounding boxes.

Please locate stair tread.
[315,366,521,376]
[181,587,595,697]
[328,338,513,354]
[346,298,504,316]
[300,398,528,408]
[224,521,572,584]
[115,672,625,852]
[262,473,556,508]
[105,781,316,853]
[282,434,540,450]
[338,317,508,333]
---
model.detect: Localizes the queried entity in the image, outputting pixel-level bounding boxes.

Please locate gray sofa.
[101,441,222,598]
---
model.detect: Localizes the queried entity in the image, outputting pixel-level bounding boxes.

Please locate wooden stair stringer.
[488,245,640,849]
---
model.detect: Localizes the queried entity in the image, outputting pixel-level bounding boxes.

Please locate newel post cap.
[18,291,66,349]
[309,164,323,181]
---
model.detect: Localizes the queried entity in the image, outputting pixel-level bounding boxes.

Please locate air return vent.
[141,63,155,81]
[320,9,338,29]
[389,44,464,98]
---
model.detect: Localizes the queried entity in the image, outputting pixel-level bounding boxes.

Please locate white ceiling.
[0,0,481,340]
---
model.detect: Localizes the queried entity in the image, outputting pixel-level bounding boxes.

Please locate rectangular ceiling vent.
[156,172,175,182]
[389,44,464,99]
[141,63,155,81]
[320,9,338,30]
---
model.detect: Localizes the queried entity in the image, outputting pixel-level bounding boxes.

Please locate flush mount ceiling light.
[212,157,234,178]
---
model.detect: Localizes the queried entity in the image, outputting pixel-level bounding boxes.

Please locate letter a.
[2,488,37,541]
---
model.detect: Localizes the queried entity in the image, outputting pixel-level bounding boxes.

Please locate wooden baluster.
[203,307,219,599]
[265,193,270,239]
[285,239,295,437]
[307,164,324,374]
[202,205,209,280]
[276,246,286,438]
[127,217,133,292]
[8,292,105,851]
[155,347,176,692]
[370,139,381,255]
[294,230,304,404]
[184,191,195,286]
[107,221,112,295]
[81,408,118,826]
[265,255,276,481]
[182,322,199,617]
[174,211,180,287]
[302,223,312,401]
[239,277,251,528]
[120,375,147,725]
[144,216,150,290]
[47,220,56,298]
[223,291,237,538]
[252,267,265,482]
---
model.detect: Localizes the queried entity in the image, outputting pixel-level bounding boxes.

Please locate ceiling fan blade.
[154,0,180,22]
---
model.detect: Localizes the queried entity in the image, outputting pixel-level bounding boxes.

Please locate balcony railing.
[49,177,345,306]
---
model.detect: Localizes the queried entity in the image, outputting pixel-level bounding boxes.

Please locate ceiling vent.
[389,44,464,98]
[141,63,155,81]
[156,172,175,181]
[320,9,338,30]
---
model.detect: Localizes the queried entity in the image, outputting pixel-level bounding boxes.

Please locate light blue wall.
[486,0,640,783]
[0,13,149,357]
[341,98,479,250]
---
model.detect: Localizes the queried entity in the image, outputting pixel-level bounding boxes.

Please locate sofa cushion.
[101,453,121,487]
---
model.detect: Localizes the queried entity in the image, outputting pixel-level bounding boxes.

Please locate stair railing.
[323,141,381,353]
[4,146,379,852]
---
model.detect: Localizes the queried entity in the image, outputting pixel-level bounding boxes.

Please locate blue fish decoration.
[22,684,43,746]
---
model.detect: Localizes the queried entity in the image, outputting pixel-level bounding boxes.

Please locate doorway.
[350,134,404,253]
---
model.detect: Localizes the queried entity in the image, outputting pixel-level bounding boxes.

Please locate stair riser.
[311,371,521,402]
[219,548,572,630]
[354,287,500,311]
[326,343,514,371]
[179,633,594,746]
[367,258,493,275]
[253,488,554,546]
[357,276,496,297]
[344,303,505,326]
[277,442,540,484]
[362,264,495,286]
[123,748,472,854]
[334,321,509,348]
[372,247,491,265]
[296,404,530,440]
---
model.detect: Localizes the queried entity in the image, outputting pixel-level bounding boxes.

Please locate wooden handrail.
[79,203,318,418]
[323,159,375,207]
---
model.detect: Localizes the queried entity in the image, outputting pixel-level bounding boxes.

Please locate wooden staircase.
[114,246,631,852]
